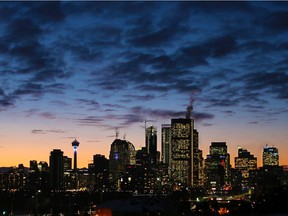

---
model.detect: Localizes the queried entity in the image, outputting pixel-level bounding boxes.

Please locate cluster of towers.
[106,104,204,192]
[1,105,283,194]
[105,104,283,193]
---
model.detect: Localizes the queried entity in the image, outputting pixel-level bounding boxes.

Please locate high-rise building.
[146,125,158,164]
[109,138,136,190]
[63,156,72,170]
[161,124,171,165]
[193,129,204,187]
[49,149,64,190]
[30,160,38,171]
[92,154,109,190]
[28,160,39,190]
[263,145,279,166]
[205,142,231,191]
[170,118,194,187]
[234,147,257,188]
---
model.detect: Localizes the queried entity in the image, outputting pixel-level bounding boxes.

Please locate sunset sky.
[0,1,288,168]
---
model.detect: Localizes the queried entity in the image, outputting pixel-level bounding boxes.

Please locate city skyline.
[0,2,288,167]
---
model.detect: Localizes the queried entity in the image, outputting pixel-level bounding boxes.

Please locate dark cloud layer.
[0,1,287,128]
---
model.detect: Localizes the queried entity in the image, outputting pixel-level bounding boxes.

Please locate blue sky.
[0,2,288,167]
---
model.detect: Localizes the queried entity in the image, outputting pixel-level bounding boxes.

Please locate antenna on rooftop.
[115,128,119,139]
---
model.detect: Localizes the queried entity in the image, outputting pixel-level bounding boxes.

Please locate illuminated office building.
[193,129,204,187]
[161,124,171,165]
[235,147,257,188]
[205,142,231,191]
[170,118,194,187]
[263,145,279,166]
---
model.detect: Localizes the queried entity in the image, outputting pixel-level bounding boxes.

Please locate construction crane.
[139,119,157,148]
[140,119,157,130]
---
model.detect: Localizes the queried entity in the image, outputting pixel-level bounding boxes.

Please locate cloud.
[76,99,100,110]
[27,2,65,23]
[0,96,14,109]
[31,129,67,134]
[40,112,56,119]
[263,10,288,33]
[248,121,258,125]
[5,18,42,42]
[0,1,287,137]
[242,71,288,99]
[122,94,156,101]
[129,106,214,122]
[77,116,105,126]
[201,123,214,127]
[128,27,180,47]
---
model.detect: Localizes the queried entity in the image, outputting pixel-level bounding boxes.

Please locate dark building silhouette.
[63,156,72,170]
[0,165,27,190]
[146,125,158,164]
[109,139,136,190]
[49,149,64,190]
[193,129,204,187]
[161,124,171,165]
[119,147,170,194]
[89,154,109,191]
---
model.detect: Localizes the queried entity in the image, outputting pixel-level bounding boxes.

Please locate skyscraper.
[146,125,158,164]
[90,154,109,191]
[263,145,279,166]
[161,124,171,165]
[109,138,136,190]
[49,149,64,190]
[170,118,194,187]
[193,129,204,187]
[234,147,257,188]
[205,142,231,191]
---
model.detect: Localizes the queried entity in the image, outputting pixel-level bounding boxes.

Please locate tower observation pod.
[72,139,80,171]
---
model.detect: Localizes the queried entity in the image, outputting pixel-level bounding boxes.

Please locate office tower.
[38,161,49,192]
[121,147,156,193]
[38,161,49,172]
[193,129,204,187]
[146,125,158,164]
[71,139,80,171]
[205,142,231,191]
[30,160,38,171]
[63,156,72,170]
[28,160,39,190]
[170,118,194,187]
[234,147,257,188]
[109,138,136,190]
[49,149,64,190]
[161,124,171,165]
[92,154,109,190]
[263,145,279,166]
[136,147,149,165]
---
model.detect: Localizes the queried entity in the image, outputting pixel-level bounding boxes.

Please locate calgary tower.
[72,139,80,171]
